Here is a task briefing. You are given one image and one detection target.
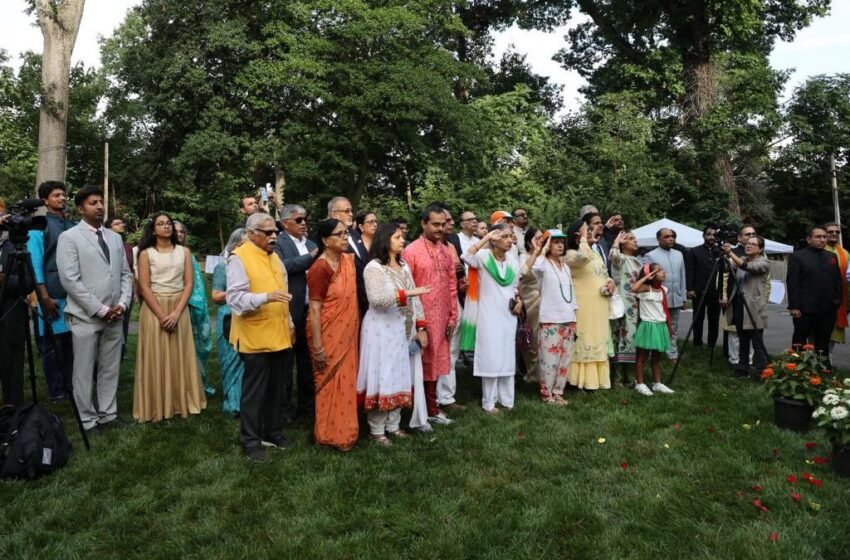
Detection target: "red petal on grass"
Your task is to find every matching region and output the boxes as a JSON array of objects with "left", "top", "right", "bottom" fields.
[
  {"left": 801, "top": 472, "right": 813, "bottom": 481},
  {"left": 809, "top": 478, "right": 823, "bottom": 488},
  {"left": 790, "top": 492, "right": 802, "bottom": 502},
  {"left": 620, "top": 399, "right": 630, "bottom": 405},
  {"left": 752, "top": 484, "right": 763, "bottom": 492},
  {"left": 707, "top": 426, "right": 715, "bottom": 433},
  {"left": 769, "top": 532, "right": 779, "bottom": 542},
  {"left": 814, "top": 456, "right": 830, "bottom": 465},
  {"left": 516, "top": 432, "right": 526, "bottom": 439},
  {"left": 672, "top": 423, "right": 681, "bottom": 431},
  {"left": 752, "top": 499, "right": 769, "bottom": 512},
  {"left": 804, "top": 442, "right": 818, "bottom": 450},
  {"left": 620, "top": 462, "right": 629, "bottom": 470},
  {"left": 786, "top": 474, "right": 797, "bottom": 484},
  {"left": 772, "top": 448, "right": 781, "bottom": 456}
]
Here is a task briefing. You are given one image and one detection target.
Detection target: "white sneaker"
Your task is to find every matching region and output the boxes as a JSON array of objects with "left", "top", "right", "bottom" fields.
[
  {"left": 652, "top": 382, "right": 675, "bottom": 394},
  {"left": 635, "top": 383, "right": 654, "bottom": 396},
  {"left": 428, "top": 413, "right": 454, "bottom": 425}
]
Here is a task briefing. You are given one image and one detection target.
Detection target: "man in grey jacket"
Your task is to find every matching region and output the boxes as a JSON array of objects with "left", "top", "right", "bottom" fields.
[
  {"left": 645, "top": 228, "right": 687, "bottom": 361},
  {"left": 57, "top": 186, "right": 133, "bottom": 434}
]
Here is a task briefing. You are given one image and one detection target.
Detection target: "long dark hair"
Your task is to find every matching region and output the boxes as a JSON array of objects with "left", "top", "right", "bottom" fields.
[
  {"left": 369, "top": 223, "right": 403, "bottom": 266},
  {"left": 524, "top": 227, "right": 539, "bottom": 253},
  {"left": 315, "top": 218, "right": 343, "bottom": 258},
  {"left": 138, "top": 212, "right": 178, "bottom": 251}
]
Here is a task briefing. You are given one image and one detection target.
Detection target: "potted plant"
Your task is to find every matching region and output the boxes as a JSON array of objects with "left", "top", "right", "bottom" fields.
[
  {"left": 760, "top": 344, "right": 831, "bottom": 432},
  {"left": 813, "top": 379, "right": 850, "bottom": 477}
]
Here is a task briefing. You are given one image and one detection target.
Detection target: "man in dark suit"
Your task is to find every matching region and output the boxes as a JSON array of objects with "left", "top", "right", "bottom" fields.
[
  {"left": 274, "top": 204, "right": 318, "bottom": 423},
  {"left": 686, "top": 225, "right": 721, "bottom": 348},
  {"left": 787, "top": 225, "right": 843, "bottom": 364}
]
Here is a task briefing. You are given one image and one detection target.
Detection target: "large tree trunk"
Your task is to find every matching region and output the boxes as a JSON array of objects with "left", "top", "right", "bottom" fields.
[
  {"left": 347, "top": 148, "right": 370, "bottom": 210},
  {"left": 34, "top": 0, "right": 86, "bottom": 189}
]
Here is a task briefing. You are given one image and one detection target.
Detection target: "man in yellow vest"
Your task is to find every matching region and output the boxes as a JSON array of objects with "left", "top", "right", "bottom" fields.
[
  {"left": 825, "top": 222, "right": 850, "bottom": 348},
  {"left": 226, "top": 213, "right": 295, "bottom": 462}
]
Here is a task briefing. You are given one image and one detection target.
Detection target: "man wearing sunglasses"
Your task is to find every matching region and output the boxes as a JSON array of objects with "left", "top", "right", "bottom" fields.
[
  {"left": 274, "top": 204, "right": 318, "bottom": 424},
  {"left": 512, "top": 207, "right": 530, "bottom": 256},
  {"left": 824, "top": 222, "right": 850, "bottom": 349}
]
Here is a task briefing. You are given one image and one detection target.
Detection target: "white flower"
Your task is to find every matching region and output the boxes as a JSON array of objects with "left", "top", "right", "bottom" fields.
[
  {"left": 830, "top": 406, "right": 849, "bottom": 420},
  {"left": 826, "top": 389, "right": 838, "bottom": 396},
  {"left": 813, "top": 407, "right": 827, "bottom": 418},
  {"left": 844, "top": 378, "right": 850, "bottom": 387},
  {"left": 824, "top": 394, "right": 841, "bottom": 406}
]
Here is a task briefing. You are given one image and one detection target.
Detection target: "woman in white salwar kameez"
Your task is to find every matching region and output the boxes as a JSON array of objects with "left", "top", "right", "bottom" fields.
[
  {"left": 356, "top": 224, "right": 430, "bottom": 445},
  {"left": 462, "top": 224, "right": 522, "bottom": 415}
]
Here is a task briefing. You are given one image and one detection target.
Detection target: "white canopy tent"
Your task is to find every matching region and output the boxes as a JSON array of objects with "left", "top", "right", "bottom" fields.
[{"left": 631, "top": 218, "right": 794, "bottom": 254}]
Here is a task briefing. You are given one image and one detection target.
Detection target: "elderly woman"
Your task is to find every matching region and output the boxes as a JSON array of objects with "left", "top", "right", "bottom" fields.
[
  {"left": 356, "top": 224, "right": 430, "bottom": 445},
  {"left": 566, "top": 219, "right": 615, "bottom": 390},
  {"left": 212, "top": 228, "right": 247, "bottom": 416},
  {"left": 307, "top": 219, "right": 360, "bottom": 451},
  {"left": 609, "top": 230, "right": 642, "bottom": 384},
  {"left": 530, "top": 229, "right": 577, "bottom": 405},
  {"left": 722, "top": 235, "right": 771, "bottom": 377},
  {"left": 174, "top": 220, "right": 213, "bottom": 396},
  {"left": 519, "top": 228, "right": 543, "bottom": 383},
  {"left": 134, "top": 212, "right": 206, "bottom": 422},
  {"left": 463, "top": 224, "right": 522, "bottom": 414}
]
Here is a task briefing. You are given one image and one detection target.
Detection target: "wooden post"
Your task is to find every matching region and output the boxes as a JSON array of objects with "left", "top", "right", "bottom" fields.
[
  {"left": 831, "top": 153, "right": 842, "bottom": 247},
  {"left": 103, "top": 141, "right": 109, "bottom": 217}
]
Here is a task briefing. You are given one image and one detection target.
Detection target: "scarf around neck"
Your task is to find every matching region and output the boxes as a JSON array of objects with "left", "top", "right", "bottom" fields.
[{"left": 483, "top": 252, "right": 516, "bottom": 287}]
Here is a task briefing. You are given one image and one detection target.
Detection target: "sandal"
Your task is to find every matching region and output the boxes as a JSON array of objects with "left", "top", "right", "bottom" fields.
[
  {"left": 387, "top": 429, "right": 409, "bottom": 439},
  {"left": 552, "top": 395, "right": 570, "bottom": 406},
  {"left": 368, "top": 434, "right": 392, "bottom": 447}
]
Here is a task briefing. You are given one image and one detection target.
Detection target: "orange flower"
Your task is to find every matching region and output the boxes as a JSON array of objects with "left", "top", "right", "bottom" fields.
[
  {"left": 784, "top": 363, "right": 797, "bottom": 371},
  {"left": 809, "top": 376, "right": 822, "bottom": 386},
  {"left": 760, "top": 369, "right": 774, "bottom": 380},
  {"left": 802, "top": 343, "right": 815, "bottom": 351}
]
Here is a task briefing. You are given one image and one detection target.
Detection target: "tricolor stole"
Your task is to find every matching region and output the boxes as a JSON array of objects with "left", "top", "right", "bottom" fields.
[{"left": 459, "top": 267, "right": 479, "bottom": 352}]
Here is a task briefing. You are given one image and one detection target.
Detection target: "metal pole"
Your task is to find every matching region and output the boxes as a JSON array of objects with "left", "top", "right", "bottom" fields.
[
  {"left": 832, "top": 153, "right": 842, "bottom": 247},
  {"left": 104, "top": 142, "right": 110, "bottom": 218}
]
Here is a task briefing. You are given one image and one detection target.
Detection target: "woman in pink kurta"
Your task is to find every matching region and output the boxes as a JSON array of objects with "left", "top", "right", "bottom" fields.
[{"left": 402, "top": 206, "right": 458, "bottom": 423}]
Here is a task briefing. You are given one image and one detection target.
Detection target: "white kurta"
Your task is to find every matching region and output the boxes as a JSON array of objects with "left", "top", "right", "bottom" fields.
[{"left": 463, "top": 249, "right": 520, "bottom": 378}]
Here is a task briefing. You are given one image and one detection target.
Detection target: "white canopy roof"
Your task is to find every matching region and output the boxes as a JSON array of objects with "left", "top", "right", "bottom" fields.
[{"left": 631, "top": 218, "right": 794, "bottom": 254}]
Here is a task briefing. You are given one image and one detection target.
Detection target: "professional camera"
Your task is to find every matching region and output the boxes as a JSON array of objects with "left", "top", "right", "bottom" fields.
[
  {"left": 0, "top": 198, "right": 47, "bottom": 240},
  {"left": 714, "top": 223, "right": 739, "bottom": 245}
]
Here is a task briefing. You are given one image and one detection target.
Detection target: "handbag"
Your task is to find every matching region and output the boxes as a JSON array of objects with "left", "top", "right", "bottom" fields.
[
  {"left": 609, "top": 292, "right": 626, "bottom": 320},
  {"left": 516, "top": 309, "right": 533, "bottom": 353}
]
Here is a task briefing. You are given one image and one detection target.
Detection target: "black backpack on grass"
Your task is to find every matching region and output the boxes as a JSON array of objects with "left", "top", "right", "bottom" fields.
[{"left": 0, "top": 403, "right": 72, "bottom": 479}]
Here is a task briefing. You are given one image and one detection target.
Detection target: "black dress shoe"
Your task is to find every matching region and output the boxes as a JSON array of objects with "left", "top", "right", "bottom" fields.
[
  {"left": 50, "top": 394, "right": 69, "bottom": 403},
  {"left": 85, "top": 425, "right": 103, "bottom": 436},
  {"left": 101, "top": 415, "right": 131, "bottom": 429},
  {"left": 245, "top": 447, "right": 268, "bottom": 462}
]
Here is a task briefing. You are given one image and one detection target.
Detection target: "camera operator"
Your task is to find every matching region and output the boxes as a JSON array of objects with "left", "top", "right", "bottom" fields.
[
  {"left": 721, "top": 235, "right": 770, "bottom": 377},
  {"left": 686, "top": 225, "right": 721, "bottom": 349},
  {"left": 719, "top": 225, "right": 756, "bottom": 366},
  {"left": 0, "top": 210, "right": 36, "bottom": 405},
  {"left": 26, "top": 181, "right": 77, "bottom": 401}
]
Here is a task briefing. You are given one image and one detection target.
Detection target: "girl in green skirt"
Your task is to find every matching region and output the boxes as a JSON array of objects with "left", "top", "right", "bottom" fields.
[{"left": 631, "top": 263, "right": 676, "bottom": 396}]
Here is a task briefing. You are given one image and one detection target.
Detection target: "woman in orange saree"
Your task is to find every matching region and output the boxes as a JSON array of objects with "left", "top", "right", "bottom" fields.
[{"left": 307, "top": 219, "right": 361, "bottom": 451}]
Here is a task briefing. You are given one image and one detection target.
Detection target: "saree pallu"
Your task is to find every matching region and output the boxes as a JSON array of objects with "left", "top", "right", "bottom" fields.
[
  {"left": 308, "top": 255, "right": 360, "bottom": 451},
  {"left": 188, "top": 255, "right": 214, "bottom": 395},
  {"left": 134, "top": 292, "right": 207, "bottom": 422}
]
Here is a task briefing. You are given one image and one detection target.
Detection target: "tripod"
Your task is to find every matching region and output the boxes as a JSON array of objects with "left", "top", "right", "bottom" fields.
[
  {"left": 0, "top": 232, "right": 90, "bottom": 450},
  {"left": 666, "top": 247, "right": 760, "bottom": 386}
]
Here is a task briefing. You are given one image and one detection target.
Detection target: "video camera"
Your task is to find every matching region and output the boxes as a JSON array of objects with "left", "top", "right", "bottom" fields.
[{"left": 0, "top": 198, "right": 47, "bottom": 241}]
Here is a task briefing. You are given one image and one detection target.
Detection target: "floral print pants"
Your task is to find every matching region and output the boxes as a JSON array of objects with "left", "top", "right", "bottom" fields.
[{"left": 537, "top": 323, "right": 576, "bottom": 399}]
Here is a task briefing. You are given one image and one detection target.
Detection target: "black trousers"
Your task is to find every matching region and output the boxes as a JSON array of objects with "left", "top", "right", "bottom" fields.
[
  {"left": 281, "top": 312, "right": 314, "bottom": 421},
  {"left": 239, "top": 349, "right": 289, "bottom": 449},
  {"left": 36, "top": 331, "right": 73, "bottom": 399},
  {"left": 792, "top": 312, "right": 835, "bottom": 365},
  {"left": 0, "top": 337, "right": 24, "bottom": 406},
  {"left": 736, "top": 328, "right": 768, "bottom": 371},
  {"left": 693, "top": 291, "right": 720, "bottom": 347}
]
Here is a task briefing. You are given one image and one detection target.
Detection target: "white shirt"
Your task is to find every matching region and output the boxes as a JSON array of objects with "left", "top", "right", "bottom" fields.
[
  {"left": 288, "top": 233, "right": 310, "bottom": 303},
  {"left": 458, "top": 231, "right": 477, "bottom": 256},
  {"left": 532, "top": 256, "right": 578, "bottom": 324},
  {"left": 637, "top": 288, "right": 667, "bottom": 322}
]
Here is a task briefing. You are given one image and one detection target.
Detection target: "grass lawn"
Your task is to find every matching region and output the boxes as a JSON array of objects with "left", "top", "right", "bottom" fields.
[{"left": 2, "top": 341, "right": 850, "bottom": 559}]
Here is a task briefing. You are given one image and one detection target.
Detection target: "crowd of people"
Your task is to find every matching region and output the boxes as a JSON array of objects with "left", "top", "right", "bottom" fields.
[{"left": 0, "top": 184, "right": 847, "bottom": 462}]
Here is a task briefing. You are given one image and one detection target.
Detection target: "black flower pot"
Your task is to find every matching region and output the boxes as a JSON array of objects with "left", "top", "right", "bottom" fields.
[
  {"left": 832, "top": 441, "right": 850, "bottom": 478},
  {"left": 773, "top": 396, "right": 813, "bottom": 432}
]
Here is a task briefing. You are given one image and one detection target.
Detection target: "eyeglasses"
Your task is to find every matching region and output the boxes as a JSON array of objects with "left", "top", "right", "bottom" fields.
[
  {"left": 330, "top": 230, "right": 348, "bottom": 239},
  {"left": 154, "top": 221, "right": 172, "bottom": 227},
  {"left": 745, "top": 242, "right": 761, "bottom": 248},
  {"left": 254, "top": 228, "right": 277, "bottom": 237},
  {"left": 364, "top": 219, "right": 378, "bottom": 225},
  {"left": 461, "top": 217, "right": 477, "bottom": 222},
  {"left": 513, "top": 212, "right": 527, "bottom": 218},
  {"left": 334, "top": 208, "right": 353, "bottom": 215},
  {"left": 285, "top": 216, "right": 307, "bottom": 224}
]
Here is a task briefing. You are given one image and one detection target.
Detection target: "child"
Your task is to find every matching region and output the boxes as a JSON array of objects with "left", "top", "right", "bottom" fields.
[{"left": 630, "top": 263, "right": 676, "bottom": 396}]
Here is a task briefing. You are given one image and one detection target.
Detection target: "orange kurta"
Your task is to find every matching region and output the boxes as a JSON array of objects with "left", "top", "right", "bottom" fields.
[{"left": 307, "top": 254, "right": 360, "bottom": 451}]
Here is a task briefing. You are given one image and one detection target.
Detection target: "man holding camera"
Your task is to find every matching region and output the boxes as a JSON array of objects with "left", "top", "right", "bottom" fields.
[
  {"left": 26, "top": 181, "right": 76, "bottom": 402},
  {"left": 686, "top": 225, "right": 721, "bottom": 349}
]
